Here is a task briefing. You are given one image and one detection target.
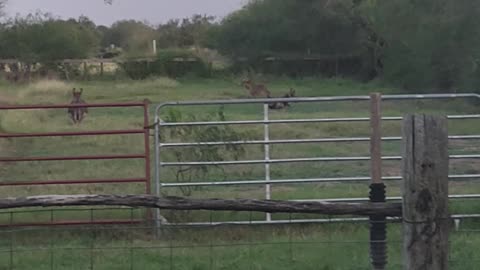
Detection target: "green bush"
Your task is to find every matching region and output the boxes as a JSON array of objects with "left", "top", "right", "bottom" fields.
[{"left": 119, "top": 49, "right": 211, "bottom": 80}]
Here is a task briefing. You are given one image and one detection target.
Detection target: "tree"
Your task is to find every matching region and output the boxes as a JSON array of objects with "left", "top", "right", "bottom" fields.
[
  {"left": 210, "top": 0, "right": 365, "bottom": 58},
  {"left": 0, "top": 13, "right": 100, "bottom": 62},
  {"left": 102, "top": 20, "right": 156, "bottom": 55},
  {"left": 0, "top": 0, "right": 5, "bottom": 16},
  {"left": 155, "top": 15, "right": 215, "bottom": 49},
  {"left": 365, "top": 0, "right": 480, "bottom": 91}
]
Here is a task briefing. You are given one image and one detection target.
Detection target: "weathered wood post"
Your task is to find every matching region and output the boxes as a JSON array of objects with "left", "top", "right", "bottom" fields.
[
  {"left": 100, "top": 61, "right": 104, "bottom": 77},
  {"left": 369, "top": 93, "right": 387, "bottom": 270},
  {"left": 402, "top": 114, "right": 449, "bottom": 270},
  {"left": 83, "top": 61, "right": 88, "bottom": 80}
]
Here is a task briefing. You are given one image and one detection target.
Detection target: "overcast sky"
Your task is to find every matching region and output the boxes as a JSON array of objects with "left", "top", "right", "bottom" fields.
[{"left": 5, "top": 0, "right": 247, "bottom": 26}]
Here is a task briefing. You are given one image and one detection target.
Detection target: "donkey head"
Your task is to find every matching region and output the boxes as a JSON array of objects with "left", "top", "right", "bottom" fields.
[
  {"left": 72, "top": 88, "right": 84, "bottom": 101},
  {"left": 241, "top": 79, "right": 252, "bottom": 88},
  {"left": 287, "top": 88, "right": 296, "bottom": 98}
]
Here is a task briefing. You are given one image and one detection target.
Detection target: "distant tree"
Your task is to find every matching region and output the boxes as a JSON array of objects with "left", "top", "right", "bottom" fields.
[
  {"left": 0, "top": 0, "right": 7, "bottom": 21},
  {"left": 0, "top": 13, "right": 100, "bottom": 62},
  {"left": 363, "top": 0, "right": 480, "bottom": 91},
  {"left": 103, "top": 20, "right": 156, "bottom": 55},
  {"left": 156, "top": 14, "right": 215, "bottom": 49},
  {"left": 210, "top": 0, "right": 364, "bottom": 58}
]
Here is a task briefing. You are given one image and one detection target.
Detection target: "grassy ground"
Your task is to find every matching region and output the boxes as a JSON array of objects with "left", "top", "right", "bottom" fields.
[{"left": 0, "top": 76, "right": 479, "bottom": 269}]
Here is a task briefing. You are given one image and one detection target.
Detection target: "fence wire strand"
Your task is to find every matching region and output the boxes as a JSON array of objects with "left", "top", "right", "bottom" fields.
[{"left": 0, "top": 208, "right": 478, "bottom": 269}]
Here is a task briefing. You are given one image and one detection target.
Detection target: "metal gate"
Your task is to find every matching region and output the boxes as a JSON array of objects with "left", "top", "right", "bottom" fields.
[
  {"left": 154, "top": 93, "right": 480, "bottom": 227},
  {"left": 0, "top": 101, "right": 151, "bottom": 226}
]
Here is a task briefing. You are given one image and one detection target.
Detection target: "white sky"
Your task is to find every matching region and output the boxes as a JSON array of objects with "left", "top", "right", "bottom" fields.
[{"left": 5, "top": 0, "right": 248, "bottom": 26}]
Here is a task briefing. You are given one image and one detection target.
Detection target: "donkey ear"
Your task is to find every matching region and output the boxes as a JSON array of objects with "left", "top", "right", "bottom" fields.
[
  {"left": 72, "top": 88, "right": 76, "bottom": 94},
  {"left": 80, "top": 88, "right": 83, "bottom": 94}
]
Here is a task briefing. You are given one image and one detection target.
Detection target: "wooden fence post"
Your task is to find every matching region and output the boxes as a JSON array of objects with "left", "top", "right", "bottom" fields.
[
  {"left": 369, "top": 93, "right": 387, "bottom": 270},
  {"left": 402, "top": 114, "right": 449, "bottom": 270}
]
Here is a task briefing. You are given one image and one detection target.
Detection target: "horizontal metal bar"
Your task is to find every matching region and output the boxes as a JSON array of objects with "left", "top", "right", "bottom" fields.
[
  {"left": 0, "top": 102, "right": 146, "bottom": 110},
  {"left": 158, "top": 114, "right": 480, "bottom": 127},
  {"left": 164, "top": 214, "right": 480, "bottom": 226},
  {"left": 0, "top": 129, "right": 145, "bottom": 138},
  {"left": 449, "top": 114, "right": 480, "bottom": 119},
  {"left": 0, "top": 219, "right": 142, "bottom": 228},
  {"left": 295, "top": 194, "right": 480, "bottom": 203},
  {"left": 159, "top": 156, "right": 397, "bottom": 166},
  {"left": 155, "top": 93, "right": 480, "bottom": 114},
  {"left": 449, "top": 135, "right": 480, "bottom": 140},
  {"left": 160, "top": 154, "right": 480, "bottom": 167},
  {"left": 160, "top": 137, "right": 397, "bottom": 147},
  {"left": 160, "top": 176, "right": 403, "bottom": 187},
  {"left": 159, "top": 117, "right": 385, "bottom": 127},
  {"left": 0, "top": 178, "right": 147, "bottom": 187},
  {"left": 382, "top": 93, "right": 480, "bottom": 100},
  {"left": 166, "top": 218, "right": 391, "bottom": 226},
  {"left": 450, "top": 174, "right": 480, "bottom": 180},
  {"left": 160, "top": 174, "right": 480, "bottom": 187},
  {"left": 159, "top": 135, "right": 480, "bottom": 147},
  {"left": 450, "top": 154, "right": 480, "bottom": 159},
  {"left": 0, "top": 154, "right": 146, "bottom": 162}
]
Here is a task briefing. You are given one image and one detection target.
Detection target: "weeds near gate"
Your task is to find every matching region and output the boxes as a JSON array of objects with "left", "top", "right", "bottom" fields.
[{"left": 160, "top": 106, "right": 256, "bottom": 196}]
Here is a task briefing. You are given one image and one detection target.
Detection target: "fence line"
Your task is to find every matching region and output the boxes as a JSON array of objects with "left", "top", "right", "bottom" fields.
[
  {"left": 154, "top": 93, "right": 480, "bottom": 228},
  {"left": 0, "top": 195, "right": 402, "bottom": 217},
  {"left": 0, "top": 114, "right": 460, "bottom": 269}
]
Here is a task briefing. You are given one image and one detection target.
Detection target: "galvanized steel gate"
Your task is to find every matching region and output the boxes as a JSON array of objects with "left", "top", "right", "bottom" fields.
[{"left": 154, "top": 93, "right": 480, "bottom": 227}]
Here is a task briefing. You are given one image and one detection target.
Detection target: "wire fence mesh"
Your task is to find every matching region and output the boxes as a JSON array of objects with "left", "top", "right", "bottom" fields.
[{"left": 0, "top": 207, "right": 479, "bottom": 270}]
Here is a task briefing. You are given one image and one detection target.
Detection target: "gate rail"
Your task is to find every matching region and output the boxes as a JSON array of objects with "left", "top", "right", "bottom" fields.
[
  {"left": 0, "top": 101, "right": 151, "bottom": 225},
  {"left": 154, "top": 93, "right": 480, "bottom": 226}
]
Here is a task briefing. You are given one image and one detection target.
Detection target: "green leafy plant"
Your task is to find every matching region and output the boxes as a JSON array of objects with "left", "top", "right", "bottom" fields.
[{"left": 160, "top": 107, "right": 256, "bottom": 196}]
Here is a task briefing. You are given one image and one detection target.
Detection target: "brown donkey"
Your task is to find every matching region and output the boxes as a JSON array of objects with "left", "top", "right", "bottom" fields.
[
  {"left": 242, "top": 79, "right": 271, "bottom": 98},
  {"left": 68, "top": 88, "right": 88, "bottom": 124}
]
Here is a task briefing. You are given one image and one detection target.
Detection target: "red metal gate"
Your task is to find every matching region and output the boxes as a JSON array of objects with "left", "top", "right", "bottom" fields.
[{"left": 0, "top": 101, "right": 151, "bottom": 226}]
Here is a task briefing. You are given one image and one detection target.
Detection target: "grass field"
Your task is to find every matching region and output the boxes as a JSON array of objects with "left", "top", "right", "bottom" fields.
[{"left": 0, "top": 76, "right": 480, "bottom": 269}]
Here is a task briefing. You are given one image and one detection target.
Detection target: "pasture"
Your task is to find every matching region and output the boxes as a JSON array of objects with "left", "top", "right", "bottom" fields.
[{"left": 0, "top": 76, "right": 480, "bottom": 269}]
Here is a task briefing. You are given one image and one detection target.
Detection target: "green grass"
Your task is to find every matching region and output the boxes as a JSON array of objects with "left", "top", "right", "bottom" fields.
[
  {"left": 0, "top": 76, "right": 480, "bottom": 269},
  {"left": 1, "top": 222, "right": 480, "bottom": 269}
]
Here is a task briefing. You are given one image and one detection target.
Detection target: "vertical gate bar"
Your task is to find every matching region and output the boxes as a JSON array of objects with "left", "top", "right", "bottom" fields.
[
  {"left": 370, "top": 93, "right": 383, "bottom": 185},
  {"left": 50, "top": 210, "right": 54, "bottom": 270},
  {"left": 90, "top": 209, "right": 95, "bottom": 270},
  {"left": 264, "top": 104, "right": 272, "bottom": 221},
  {"left": 9, "top": 212, "right": 13, "bottom": 270},
  {"left": 143, "top": 100, "right": 152, "bottom": 222},
  {"left": 369, "top": 93, "right": 387, "bottom": 270},
  {"left": 154, "top": 113, "right": 162, "bottom": 238},
  {"left": 130, "top": 208, "right": 134, "bottom": 270}
]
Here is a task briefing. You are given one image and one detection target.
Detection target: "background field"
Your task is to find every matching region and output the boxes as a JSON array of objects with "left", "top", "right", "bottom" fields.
[{"left": 0, "top": 76, "right": 480, "bottom": 269}]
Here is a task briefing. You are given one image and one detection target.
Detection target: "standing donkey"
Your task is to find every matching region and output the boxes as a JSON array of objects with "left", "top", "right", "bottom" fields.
[
  {"left": 68, "top": 88, "right": 88, "bottom": 124},
  {"left": 242, "top": 79, "right": 272, "bottom": 98}
]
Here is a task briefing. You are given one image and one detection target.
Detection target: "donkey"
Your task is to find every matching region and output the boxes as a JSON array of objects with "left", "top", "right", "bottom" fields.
[
  {"left": 241, "top": 79, "right": 271, "bottom": 98},
  {"left": 268, "top": 88, "right": 296, "bottom": 110},
  {"left": 68, "top": 88, "right": 88, "bottom": 124}
]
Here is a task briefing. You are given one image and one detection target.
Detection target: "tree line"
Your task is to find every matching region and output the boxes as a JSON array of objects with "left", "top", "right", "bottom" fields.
[{"left": 0, "top": 0, "right": 480, "bottom": 92}]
